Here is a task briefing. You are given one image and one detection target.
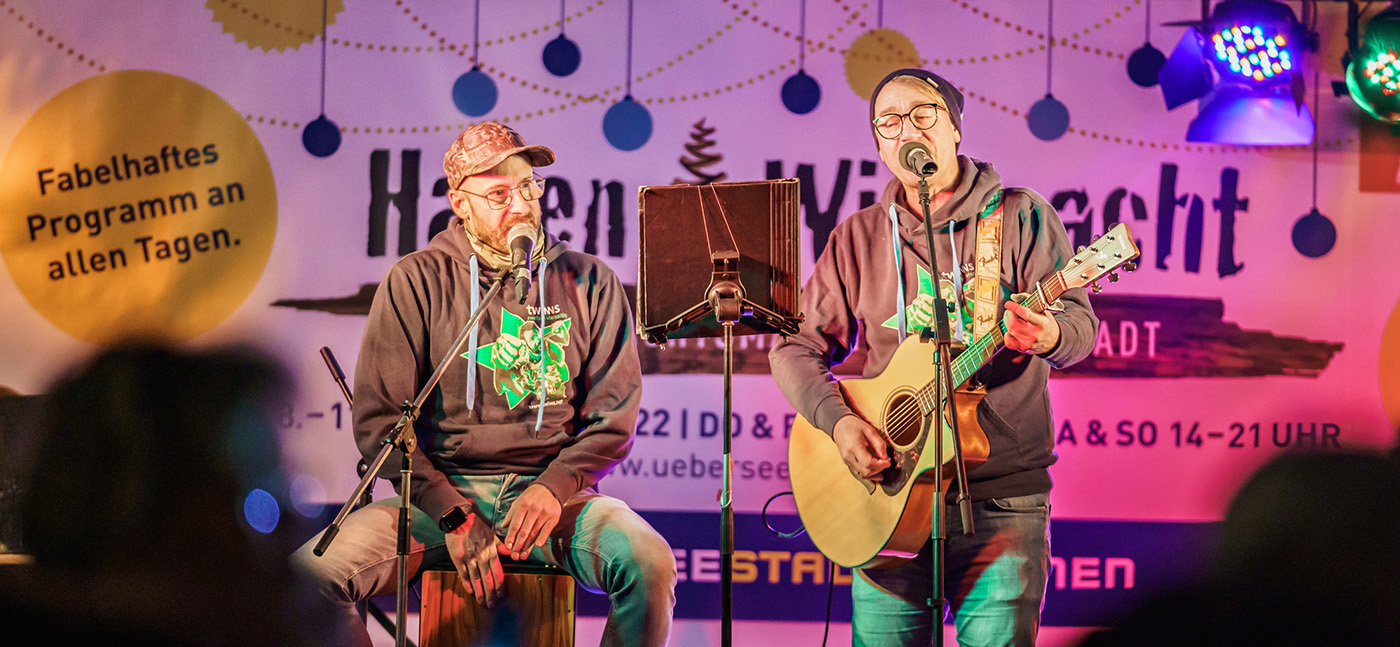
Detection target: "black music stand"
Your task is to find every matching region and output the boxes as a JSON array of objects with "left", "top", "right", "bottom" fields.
[{"left": 636, "top": 179, "right": 803, "bottom": 647}]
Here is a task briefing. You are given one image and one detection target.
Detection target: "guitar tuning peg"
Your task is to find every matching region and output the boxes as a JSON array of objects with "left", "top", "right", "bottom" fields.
[
  {"left": 1076, "top": 246, "right": 1086, "bottom": 253},
  {"left": 1108, "top": 272, "right": 1119, "bottom": 283},
  {"left": 1123, "top": 262, "right": 1137, "bottom": 272},
  {"left": 1090, "top": 282, "right": 1103, "bottom": 294}
]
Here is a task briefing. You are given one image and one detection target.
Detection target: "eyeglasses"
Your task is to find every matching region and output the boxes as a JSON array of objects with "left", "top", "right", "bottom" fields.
[
  {"left": 872, "top": 103, "right": 945, "bottom": 140},
  {"left": 456, "top": 174, "right": 546, "bottom": 210}
]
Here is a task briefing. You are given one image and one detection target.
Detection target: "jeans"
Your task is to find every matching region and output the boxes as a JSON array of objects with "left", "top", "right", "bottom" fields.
[
  {"left": 291, "top": 474, "right": 676, "bottom": 647},
  {"left": 852, "top": 493, "right": 1051, "bottom": 647}
]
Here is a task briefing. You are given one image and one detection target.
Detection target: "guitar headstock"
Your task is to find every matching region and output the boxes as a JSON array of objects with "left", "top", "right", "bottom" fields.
[{"left": 1062, "top": 223, "right": 1141, "bottom": 294}]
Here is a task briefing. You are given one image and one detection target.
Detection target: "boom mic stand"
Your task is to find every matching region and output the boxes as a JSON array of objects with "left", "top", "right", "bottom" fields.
[
  {"left": 914, "top": 172, "right": 975, "bottom": 647},
  {"left": 314, "top": 274, "right": 507, "bottom": 647},
  {"left": 317, "top": 346, "right": 402, "bottom": 639}
]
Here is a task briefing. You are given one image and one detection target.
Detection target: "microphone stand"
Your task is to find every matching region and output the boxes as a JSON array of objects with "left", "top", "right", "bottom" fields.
[
  {"left": 914, "top": 172, "right": 974, "bottom": 647},
  {"left": 315, "top": 274, "right": 508, "bottom": 647},
  {"left": 318, "top": 347, "right": 403, "bottom": 639}
]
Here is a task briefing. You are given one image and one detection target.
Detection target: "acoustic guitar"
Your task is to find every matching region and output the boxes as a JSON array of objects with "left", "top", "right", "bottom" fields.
[{"left": 788, "top": 223, "right": 1140, "bottom": 569}]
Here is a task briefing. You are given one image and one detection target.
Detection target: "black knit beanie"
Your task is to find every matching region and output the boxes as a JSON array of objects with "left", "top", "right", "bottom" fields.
[{"left": 869, "top": 68, "right": 965, "bottom": 145}]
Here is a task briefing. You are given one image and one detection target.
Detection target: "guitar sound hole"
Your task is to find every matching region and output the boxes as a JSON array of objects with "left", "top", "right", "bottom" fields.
[{"left": 884, "top": 392, "right": 922, "bottom": 447}]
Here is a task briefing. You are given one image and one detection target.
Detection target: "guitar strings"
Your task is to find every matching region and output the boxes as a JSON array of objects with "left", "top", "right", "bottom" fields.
[
  {"left": 876, "top": 290, "right": 1047, "bottom": 445},
  {"left": 879, "top": 264, "right": 1107, "bottom": 445}
]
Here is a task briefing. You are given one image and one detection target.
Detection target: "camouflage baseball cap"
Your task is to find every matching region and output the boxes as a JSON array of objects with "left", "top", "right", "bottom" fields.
[{"left": 443, "top": 122, "right": 555, "bottom": 190}]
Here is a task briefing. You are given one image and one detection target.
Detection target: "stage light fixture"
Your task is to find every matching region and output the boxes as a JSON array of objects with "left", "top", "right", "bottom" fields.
[
  {"left": 1344, "top": 5, "right": 1400, "bottom": 124},
  {"left": 1157, "top": 0, "right": 1313, "bottom": 145}
]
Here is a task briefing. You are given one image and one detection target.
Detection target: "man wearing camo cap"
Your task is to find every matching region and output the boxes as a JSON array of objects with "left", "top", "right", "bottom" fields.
[{"left": 294, "top": 122, "right": 676, "bottom": 647}]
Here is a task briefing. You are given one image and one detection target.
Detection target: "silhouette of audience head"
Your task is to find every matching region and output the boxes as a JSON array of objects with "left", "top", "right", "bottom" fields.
[
  {"left": 1078, "top": 448, "right": 1400, "bottom": 647},
  {"left": 1216, "top": 449, "right": 1400, "bottom": 595},
  {"left": 1, "top": 344, "right": 333, "bottom": 646}
]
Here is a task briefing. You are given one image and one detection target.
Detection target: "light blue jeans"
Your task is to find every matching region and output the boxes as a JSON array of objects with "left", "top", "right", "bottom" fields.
[
  {"left": 852, "top": 493, "right": 1051, "bottom": 647},
  {"left": 291, "top": 474, "right": 676, "bottom": 647}
]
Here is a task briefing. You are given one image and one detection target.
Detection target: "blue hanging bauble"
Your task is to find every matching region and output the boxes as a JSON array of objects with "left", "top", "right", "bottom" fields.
[
  {"left": 603, "top": 96, "right": 652, "bottom": 151},
  {"left": 1292, "top": 207, "right": 1336, "bottom": 258},
  {"left": 302, "top": 114, "right": 341, "bottom": 158},
  {"left": 1127, "top": 43, "right": 1167, "bottom": 88},
  {"left": 452, "top": 66, "right": 498, "bottom": 117},
  {"left": 1028, "top": 94, "right": 1070, "bottom": 141},
  {"left": 543, "top": 34, "right": 582, "bottom": 77},
  {"left": 782, "top": 70, "right": 821, "bottom": 114}
]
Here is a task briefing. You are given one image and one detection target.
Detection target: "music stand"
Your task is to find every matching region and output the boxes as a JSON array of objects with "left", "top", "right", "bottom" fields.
[{"left": 637, "top": 178, "right": 803, "bottom": 647}]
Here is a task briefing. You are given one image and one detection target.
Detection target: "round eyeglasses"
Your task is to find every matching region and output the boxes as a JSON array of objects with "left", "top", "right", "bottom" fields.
[
  {"left": 456, "top": 174, "right": 545, "bottom": 210},
  {"left": 872, "top": 103, "right": 945, "bottom": 140}
]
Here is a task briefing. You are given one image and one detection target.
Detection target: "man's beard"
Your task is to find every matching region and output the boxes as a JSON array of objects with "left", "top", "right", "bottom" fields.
[{"left": 466, "top": 214, "right": 538, "bottom": 254}]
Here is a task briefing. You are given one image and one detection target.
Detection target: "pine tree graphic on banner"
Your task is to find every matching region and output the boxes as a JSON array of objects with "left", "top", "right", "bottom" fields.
[{"left": 674, "top": 118, "right": 728, "bottom": 185}]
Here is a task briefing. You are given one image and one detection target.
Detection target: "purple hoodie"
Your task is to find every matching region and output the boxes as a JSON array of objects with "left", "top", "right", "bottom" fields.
[
  {"left": 769, "top": 157, "right": 1098, "bottom": 500},
  {"left": 353, "top": 218, "right": 642, "bottom": 520}
]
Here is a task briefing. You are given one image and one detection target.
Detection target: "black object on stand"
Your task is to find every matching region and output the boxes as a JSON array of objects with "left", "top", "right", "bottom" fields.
[
  {"left": 314, "top": 275, "right": 508, "bottom": 647},
  {"left": 910, "top": 160, "right": 976, "bottom": 647},
  {"left": 636, "top": 179, "right": 803, "bottom": 647},
  {"left": 317, "top": 346, "right": 402, "bottom": 639}
]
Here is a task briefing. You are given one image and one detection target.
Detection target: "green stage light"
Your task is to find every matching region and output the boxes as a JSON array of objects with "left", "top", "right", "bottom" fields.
[{"left": 1346, "top": 7, "right": 1400, "bottom": 124}]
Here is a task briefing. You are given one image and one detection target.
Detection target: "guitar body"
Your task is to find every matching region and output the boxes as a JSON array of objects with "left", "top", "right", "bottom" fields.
[
  {"left": 786, "top": 223, "right": 1140, "bottom": 570},
  {"left": 788, "top": 336, "right": 990, "bottom": 570}
]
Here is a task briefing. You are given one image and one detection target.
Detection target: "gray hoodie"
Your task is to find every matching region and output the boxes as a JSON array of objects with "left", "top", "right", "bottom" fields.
[
  {"left": 769, "top": 156, "right": 1097, "bottom": 500},
  {"left": 353, "top": 218, "right": 642, "bottom": 520}
]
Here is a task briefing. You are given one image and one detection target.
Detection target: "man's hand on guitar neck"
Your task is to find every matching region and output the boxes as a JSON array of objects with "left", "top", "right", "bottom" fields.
[
  {"left": 1003, "top": 297, "right": 1061, "bottom": 356},
  {"left": 834, "top": 414, "right": 894, "bottom": 482}
]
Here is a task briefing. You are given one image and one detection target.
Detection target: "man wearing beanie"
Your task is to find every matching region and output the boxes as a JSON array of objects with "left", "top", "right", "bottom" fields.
[
  {"left": 770, "top": 69, "right": 1098, "bottom": 645},
  {"left": 293, "top": 123, "right": 676, "bottom": 647}
]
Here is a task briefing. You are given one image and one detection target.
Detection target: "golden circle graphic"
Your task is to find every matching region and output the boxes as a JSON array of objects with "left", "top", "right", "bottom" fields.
[
  {"left": 0, "top": 70, "right": 277, "bottom": 345},
  {"left": 1379, "top": 298, "right": 1400, "bottom": 435},
  {"left": 206, "top": 0, "right": 345, "bottom": 53},
  {"left": 844, "top": 28, "right": 924, "bottom": 102}
]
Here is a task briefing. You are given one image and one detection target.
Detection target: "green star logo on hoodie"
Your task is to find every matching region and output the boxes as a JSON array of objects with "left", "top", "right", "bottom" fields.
[
  {"left": 881, "top": 266, "right": 974, "bottom": 339},
  {"left": 469, "top": 309, "right": 572, "bottom": 409}
]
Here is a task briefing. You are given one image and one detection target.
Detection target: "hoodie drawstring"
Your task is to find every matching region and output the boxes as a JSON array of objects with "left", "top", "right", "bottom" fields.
[
  {"left": 890, "top": 205, "right": 966, "bottom": 344},
  {"left": 466, "top": 255, "right": 481, "bottom": 410},
  {"left": 888, "top": 205, "right": 909, "bottom": 341},
  {"left": 534, "top": 255, "right": 548, "bottom": 431},
  {"left": 947, "top": 222, "right": 966, "bottom": 344}
]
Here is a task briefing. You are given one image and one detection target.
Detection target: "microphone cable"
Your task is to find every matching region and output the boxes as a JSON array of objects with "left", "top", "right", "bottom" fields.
[{"left": 760, "top": 491, "right": 836, "bottom": 647}]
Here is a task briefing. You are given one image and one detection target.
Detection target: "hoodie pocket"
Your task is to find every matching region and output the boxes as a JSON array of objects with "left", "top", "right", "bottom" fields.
[
  {"left": 976, "top": 397, "right": 1022, "bottom": 476},
  {"left": 446, "top": 422, "right": 533, "bottom": 462}
]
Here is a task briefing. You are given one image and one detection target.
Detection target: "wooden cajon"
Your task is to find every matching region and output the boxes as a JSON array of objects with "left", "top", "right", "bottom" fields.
[{"left": 419, "top": 562, "right": 575, "bottom": 647}]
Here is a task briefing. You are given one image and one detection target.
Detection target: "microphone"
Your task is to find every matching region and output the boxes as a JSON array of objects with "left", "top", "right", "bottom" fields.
[
  {"left": 898, "top": 141, "right": 937, "bottom": 176},
  {"left": 508, "top": 222, "right": 535, "bottom": 304}
]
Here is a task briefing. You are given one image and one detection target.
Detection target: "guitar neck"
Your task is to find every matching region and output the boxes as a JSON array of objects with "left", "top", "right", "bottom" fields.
[{"left": 915, "top": 271, "right": 1069, "bottom": 406}]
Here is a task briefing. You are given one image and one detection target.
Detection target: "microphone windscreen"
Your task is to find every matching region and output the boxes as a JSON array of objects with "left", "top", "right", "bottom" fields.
[
  {"left": 898, "top": 141, "right": 922, "bottom": 172},
  {"left": 897, "top": 141, "right": 936, "bottom": 175},
  {"left": 507, "top": 223, "right": 535, "bottom": 247}
]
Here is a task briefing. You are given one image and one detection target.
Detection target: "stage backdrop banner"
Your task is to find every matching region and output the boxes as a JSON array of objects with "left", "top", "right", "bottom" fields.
[{"left": 3, "top": 1, "right": 1398, "bottom": 642}]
